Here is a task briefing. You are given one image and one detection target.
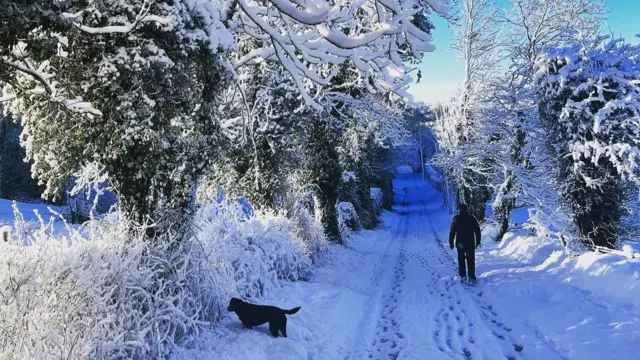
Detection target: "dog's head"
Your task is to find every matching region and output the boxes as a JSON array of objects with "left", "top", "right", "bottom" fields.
[{"left": 227, "top": 297, "right": 245, "bottom": 312}]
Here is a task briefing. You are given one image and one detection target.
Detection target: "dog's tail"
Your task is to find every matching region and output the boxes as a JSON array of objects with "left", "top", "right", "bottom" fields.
[{"left": 284, "top": 306, "right": 301, "bottom": 315}]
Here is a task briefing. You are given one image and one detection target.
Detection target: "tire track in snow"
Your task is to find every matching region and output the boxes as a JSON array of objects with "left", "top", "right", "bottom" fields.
[
  {"left": 367, "top": 198, "right": 410, "bottom": 360},
  {"left": 346, "top": 191, "right": 408, "bottom": 360}
]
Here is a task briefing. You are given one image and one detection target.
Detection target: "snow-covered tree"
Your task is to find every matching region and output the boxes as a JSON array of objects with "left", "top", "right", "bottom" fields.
[
  {"left": 432, "top": 0, "right": 502, "bottom": 221},
  {"left": 536, "top": 36, "right": 640, "bottom": 248},
  {"left": 300, "top": 115, "right": 343, "bottom": 242},
  {"left": 199, "top": 63, "right": 303, "bottom": 210},
  {"left": 1, "top": 0, "right": 234, "bottom": 230},
  {"left": 1, "top": 0, "right": 449, "bottom": 231},
  {"left": 502, "top": 0, "right": 605, "bottom": 65},
  {"left": 473, "top": 0, "right": 605, "bottom": 237}
]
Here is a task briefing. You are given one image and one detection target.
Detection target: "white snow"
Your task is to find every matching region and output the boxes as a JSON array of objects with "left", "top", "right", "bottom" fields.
[
  {"left": 3, "top": 174, "right": 640, "bottom": 359},
  {"left": 176, "top": 173, "right": 640, "bottom": 360},
  {"left": 0, "top": 199, "right": 66, "bottom": 226},
  {"left": 0, "top": 201, "right": 318, "bottom": 358}
]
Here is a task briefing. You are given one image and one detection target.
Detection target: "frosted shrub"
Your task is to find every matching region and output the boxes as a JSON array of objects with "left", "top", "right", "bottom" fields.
[
  {"left": 287, "top": 205, "right": 328, "bottom": 262},
  {"left": 0, "top": 221, "right": 208, "bottom": 359},
  {"left": 193, "top": 203, "right": 312, "bottom": 299},
  {"left": 0, "top": 201, "right": 315, "bottom": 359}
]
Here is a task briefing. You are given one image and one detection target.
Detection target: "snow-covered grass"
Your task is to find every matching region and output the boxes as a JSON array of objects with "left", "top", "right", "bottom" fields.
[
  {"left": 0, "top": 199, "right": 66, "bottom": 227},
  {"left": 0, "top": 201, "right": 323, "bottom": 359}
]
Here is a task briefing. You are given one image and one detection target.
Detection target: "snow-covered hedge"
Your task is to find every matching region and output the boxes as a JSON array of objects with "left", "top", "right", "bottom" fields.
[{"left": 0, "top": 201, "right": 317, "bottom": 359}]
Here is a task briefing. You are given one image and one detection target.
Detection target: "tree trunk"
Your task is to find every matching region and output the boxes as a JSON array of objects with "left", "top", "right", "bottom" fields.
[
  {"left": 0, "top": 115, "right": 5, "bottom": 199},
  {"left": 305, "top": 118, "right": 343, "bottom": 243},
  {"left": 314, "top": 191, "right": 342, "bottom": 243}
]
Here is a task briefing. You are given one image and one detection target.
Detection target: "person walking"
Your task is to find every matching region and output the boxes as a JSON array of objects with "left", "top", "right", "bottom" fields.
[{"left": 449, "top": 203, "right": 481, "bottom": 283}]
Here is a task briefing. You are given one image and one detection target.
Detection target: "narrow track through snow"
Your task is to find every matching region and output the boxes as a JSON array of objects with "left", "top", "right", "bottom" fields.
[{"left": 348, "top": 174, "right": 532, "bottom": 360}]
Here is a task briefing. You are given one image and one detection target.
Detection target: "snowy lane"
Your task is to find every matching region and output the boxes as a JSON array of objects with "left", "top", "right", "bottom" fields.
[
  {"left": 346, "top": 174, "right": 520, "bottom": 360},
  {"left": 177, "top": 174, "right": 565, "bottom": 360}
]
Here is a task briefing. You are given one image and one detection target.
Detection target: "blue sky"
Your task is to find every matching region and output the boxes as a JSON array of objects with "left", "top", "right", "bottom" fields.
[{"left": 408, "top": 0, "right": 640, "bottom": 105}]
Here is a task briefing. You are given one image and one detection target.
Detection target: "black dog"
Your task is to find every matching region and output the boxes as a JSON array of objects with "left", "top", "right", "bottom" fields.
[{"left": 227, "top": 297, "right": 301, "bottom": 337}]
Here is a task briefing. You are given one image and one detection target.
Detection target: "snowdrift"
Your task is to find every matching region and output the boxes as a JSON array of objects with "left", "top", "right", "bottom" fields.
[
  {"left": 489, "top": 231, "right": 640, "bottom": 309},
  {"left": 0, "top": 202, "right": 325, "bottom": 359}
]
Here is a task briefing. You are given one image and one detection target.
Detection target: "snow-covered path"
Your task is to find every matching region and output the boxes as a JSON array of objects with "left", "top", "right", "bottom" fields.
[
  {"left": 177, "top": 173, "right": 640, "bottom": 360},
  {"left": 335, "top": 174, "right": 526, "bottom": 360}
]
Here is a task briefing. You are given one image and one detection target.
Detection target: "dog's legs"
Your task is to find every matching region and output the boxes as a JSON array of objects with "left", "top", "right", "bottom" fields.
[
  {"left": 241, "top": 321, "right": 253, "bottom": 329},
  {"left": 281, "top": 317, "right": 288, "bottom": 338},
  {"left": 268, "top": 321, "right": 280, "bottom": 337}
]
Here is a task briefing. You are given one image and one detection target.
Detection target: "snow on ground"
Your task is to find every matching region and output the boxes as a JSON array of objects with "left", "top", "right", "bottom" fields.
[
  {"left": 0, "top": 199, "right": 65, "bottom": 225},
  {"left": 475, "top": 233, "right": 640, "bottom": 360},
  {"left": 4, "top": 174, "right": 640, "bottom": 359},
  {"left": 0, "top": 199, "right": 84, "bottom": 243},
  {"left": 175, "top": 173, "right": 550, "bottom": 360}
]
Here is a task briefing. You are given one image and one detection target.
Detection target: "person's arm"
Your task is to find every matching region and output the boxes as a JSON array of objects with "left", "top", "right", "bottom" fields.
[
  {"left": 449, "top": 217, "right": 457, "bottom": 249},
  {"left": 473, "top": 216, "right": 481, "bottom": 247}
]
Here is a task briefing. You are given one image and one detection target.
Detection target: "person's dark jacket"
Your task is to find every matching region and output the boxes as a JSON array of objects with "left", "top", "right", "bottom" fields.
[{"left": 449, "top": 210, "right": 481, "bottom": 250}]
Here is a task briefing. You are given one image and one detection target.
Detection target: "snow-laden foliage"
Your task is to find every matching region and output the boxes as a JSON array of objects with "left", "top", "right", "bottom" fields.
[
  {"left": 193, "top": 202, "right": 313, "bottom": 295},
  {"left": 228, "top": 0, "right": 449, "bottom": 109},
  {"left": 1, "top": 0, "right": 448, "bottom": 228},
  {"left": 1, "top": 0, "right": 234, "bottom": 226},
  {"left": 286, "top": 203, "right": 328, "bottom": 261},
  {"left": 535, "top": 36, "right": 640, "bottom": 248},
  {"left": 536, "top": 37, "right": 640, "bottom": 185},
  {"left": 337, "top": 201, "right": 360, "bottom": 233},
  {"left": 200, "top": 65, "right": 303, "bottom": 210},
  {"left": 0, "top": 201, "right": 315, "bottom": 359}
]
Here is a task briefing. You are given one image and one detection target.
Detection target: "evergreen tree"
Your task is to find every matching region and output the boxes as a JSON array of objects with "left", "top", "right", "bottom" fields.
[{"left": 1, "top": 0, "right": 234, "bottom": 230}]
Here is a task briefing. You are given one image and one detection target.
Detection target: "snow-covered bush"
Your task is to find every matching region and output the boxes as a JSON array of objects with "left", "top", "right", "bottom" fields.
[
  {"left": 0, "top": 221, "right": 202, "bottom": 359},
  {"left": 0, "top": 200, "right": 315, "bottom": 359},
  {"left": 370, "top": 188, "right": 383, "bottom": 215},
  {"left": 337, "top": 202, "right": 360, "bottom": 233},
  {"left": 287, "top": 204, "right": 328, "bottom": 262},
  {"left": 193, "top": 202, "right": 312, "bottom": 298}
]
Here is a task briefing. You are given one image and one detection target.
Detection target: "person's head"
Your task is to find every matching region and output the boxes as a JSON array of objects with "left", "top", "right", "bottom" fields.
[{"left": 457, "top": 203, "right": 469, "bottom": 214}]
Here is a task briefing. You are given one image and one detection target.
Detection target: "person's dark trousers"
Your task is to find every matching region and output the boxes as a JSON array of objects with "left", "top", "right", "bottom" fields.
[{"left": 457, "top": 248, "right": 476, "bottom": 280}]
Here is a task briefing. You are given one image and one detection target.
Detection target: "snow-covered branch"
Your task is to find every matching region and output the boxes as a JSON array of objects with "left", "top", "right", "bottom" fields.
[
  {"left": 536, "top": 37, "right": 640, "bottom": 185},
  {"left": 232, "top": 0, "right": 449, "bottom": 108},
  {"left": 2, "top": 58, "right": 103, "bottom": 117}
]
